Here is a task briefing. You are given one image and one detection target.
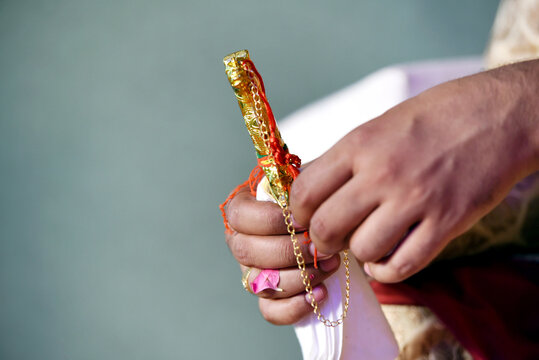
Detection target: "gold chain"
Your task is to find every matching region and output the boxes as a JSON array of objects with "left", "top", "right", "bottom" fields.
[
  {"left": 245, "top": 64, "right": 350, "bottom": 327},
  {"left": 282, "top": 205, "right": 350, "bottom": 327},
  {"left": 246, "top": 69, "right": 270, "bottom": 148}
]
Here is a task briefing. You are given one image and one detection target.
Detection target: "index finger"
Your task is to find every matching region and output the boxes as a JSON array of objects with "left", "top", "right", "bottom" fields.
[{"left": 290, "top": 141, "right": 353, "bottom": 227}]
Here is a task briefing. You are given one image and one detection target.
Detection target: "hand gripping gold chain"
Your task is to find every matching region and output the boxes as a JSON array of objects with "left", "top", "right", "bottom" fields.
[{"left": 240, "top": 55, "right": 351, "bottom": 327}]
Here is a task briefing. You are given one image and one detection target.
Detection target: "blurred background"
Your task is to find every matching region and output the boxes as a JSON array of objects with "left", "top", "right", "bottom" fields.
[{"left": 0, "top": 1, "right": 499, "bottom": 359}]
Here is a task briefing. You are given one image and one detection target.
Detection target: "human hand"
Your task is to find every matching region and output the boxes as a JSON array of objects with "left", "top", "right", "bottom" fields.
[
  {"left": 290, "top": 60, "right": 539, "bottom": 283},
  {"left": 224, "top": 185, "right": 341, "bottom": 325}
]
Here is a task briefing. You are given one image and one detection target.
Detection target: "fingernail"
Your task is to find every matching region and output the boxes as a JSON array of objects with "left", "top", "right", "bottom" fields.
[
  {"left": 319, "top": 256, "right": 339, "bottom": 272},
  {"left": 363, "top": 263, "right": 373, "bottom": 277},
  {"left": 305, "top": 286, "right": 325, "bottom": 304},
  {"left": 309, "top": 243, "right": 332, "bottom": 260},
  {"left": 290, "top": 214, "right": 307, "bottom": 231}
]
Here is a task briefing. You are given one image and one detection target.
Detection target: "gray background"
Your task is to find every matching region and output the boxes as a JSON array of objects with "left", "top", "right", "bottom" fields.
[{"left": 0, "top": 1, "right": 498, "bottom": 359}]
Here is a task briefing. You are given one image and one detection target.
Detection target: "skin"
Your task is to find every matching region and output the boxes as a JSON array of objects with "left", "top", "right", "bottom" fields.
[{"left": 224, "top": 59, "right": 539, "bottom": 325}]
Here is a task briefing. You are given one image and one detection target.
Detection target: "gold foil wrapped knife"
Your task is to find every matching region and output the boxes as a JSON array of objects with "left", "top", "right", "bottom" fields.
[{"left": 223, "top": 49, "right": 299, "bottom": 208}]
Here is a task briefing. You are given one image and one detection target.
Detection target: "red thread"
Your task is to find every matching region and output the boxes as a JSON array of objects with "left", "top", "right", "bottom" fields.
[
  {"left": 242, "top": 59, "right": 301, "bottom": 186},
  {"left": 303, "top": 231, "right": 311, "bottom": 244},
  {"left": 219, "top": 165, "right": 265, "bottom": 234},
  {"left": 248, "top": 165, "right": 265, "bottom": 196},
  {"left": 304, "top": 231, "right": 318, "bottom": 269},
  {"left": 219, "top": 178, "right": 249, "bottom": 234}
]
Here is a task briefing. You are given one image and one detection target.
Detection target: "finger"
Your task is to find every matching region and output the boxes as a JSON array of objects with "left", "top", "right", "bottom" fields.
[
  {"left": 290, "top": 143, "right": 353, "bottom": 228},
  {"left": 349, "top": 202, "right": 422, "bottom": 263},
  {"left": 226, "top": 231, "right": 322, "bottom": 268},
  {"left": 365, "top": 218, "right": 446, "bottom": 283},
  {"left": 258, "top": 284, "right": 327, "bottom": 325},
  {"left": 240, "top": 254, "right": 340, "bottom": 299},
  {"left": 308, "top": 176, "right": 379, "bottom": 255},
  {"left": 226, "top": 185, "right": 288, "bottom": 235}
]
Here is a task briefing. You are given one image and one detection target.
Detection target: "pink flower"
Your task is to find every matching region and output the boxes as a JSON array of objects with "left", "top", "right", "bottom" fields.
[{"left": 251, "top": 269, "right": 283, "bottom": 294}]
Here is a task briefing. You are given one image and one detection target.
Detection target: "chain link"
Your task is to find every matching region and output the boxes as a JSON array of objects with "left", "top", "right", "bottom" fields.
[
  {"left": 282, "top": 206, "right": 350, "bottom": 327},
  {"left": 246, "top": 68, "right": 270, "bottom": 150},
  {"left": 244, "top": 62, "right": 350, "bottom": 327}
]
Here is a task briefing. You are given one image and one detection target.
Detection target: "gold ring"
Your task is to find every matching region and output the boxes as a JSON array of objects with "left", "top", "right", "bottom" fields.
[{"left": 241, "top": 267, "right": 254, "bottom": 294}]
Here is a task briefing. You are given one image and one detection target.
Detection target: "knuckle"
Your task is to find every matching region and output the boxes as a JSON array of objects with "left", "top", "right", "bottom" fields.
[
  {"left": 224, "top": 231, "right": 233, "bottom": 247},
  {"left": 229, "top": 236, "right": 251, "bottom": 266},
  {"left": 258, "top": 301, "right": 275, "bottom": 323},
  {"left": 387, "top": 259, "right": 416, "bottom": 283},
  {"left": 276, "top": 240, "right": 293, "bottom": 265},
  {"left": 258, "top": 301, "right": 286, "bottom": 325},
  {"left": 234, "top": 245, "right": 251, "bottom": 266},
  {"left": 265, "top": 208, "right": 286, "bottom": 233},
  {"left": 259, "top": 298, "right": 308, "bottom": 326},
  {"left": 226, "top": 201, "right": 242, "bottom": 230},
  {"left": 376, "top": 156, "right": 400, "bottom": 182},
  {"left": 346, "top": 126, "right": 371, "bottom": 148},
  {"left": 290, "top": 179, "right": 312, "bottom": 210},
  {"left": 310, "top": 215, "right": 336, "bottom": 247},
  {"left": 350, "top": 240, "right": 376, "bottom": 263},
  {"left": 407, "top": 183, "right": 433, "bottom": 206}
]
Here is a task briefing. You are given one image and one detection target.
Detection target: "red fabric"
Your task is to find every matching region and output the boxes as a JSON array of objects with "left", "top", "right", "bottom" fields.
[{"left": 370, "top": 255, "right": 539, "bottom": 360}]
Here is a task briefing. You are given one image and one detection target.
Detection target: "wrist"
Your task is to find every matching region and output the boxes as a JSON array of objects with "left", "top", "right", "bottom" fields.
[
  {"left": 519, "top": 60, "right": 539, "bottom": 172},
  {"left": 489, "top": 59, "right": 539, "bottom": 176},
  {"left": 516, "top": 60, "right": 539, "bottom": 174}
]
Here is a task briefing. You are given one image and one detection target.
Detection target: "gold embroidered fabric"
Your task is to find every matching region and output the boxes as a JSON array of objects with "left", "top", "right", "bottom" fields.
[{"left": 485, "top": 0, "right": 539, "bottom": 68}]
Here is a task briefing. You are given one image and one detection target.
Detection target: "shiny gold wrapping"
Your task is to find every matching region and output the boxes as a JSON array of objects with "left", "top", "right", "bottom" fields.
[{"left": 223, "top": 50, "right": 293, "bottom": 207}]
